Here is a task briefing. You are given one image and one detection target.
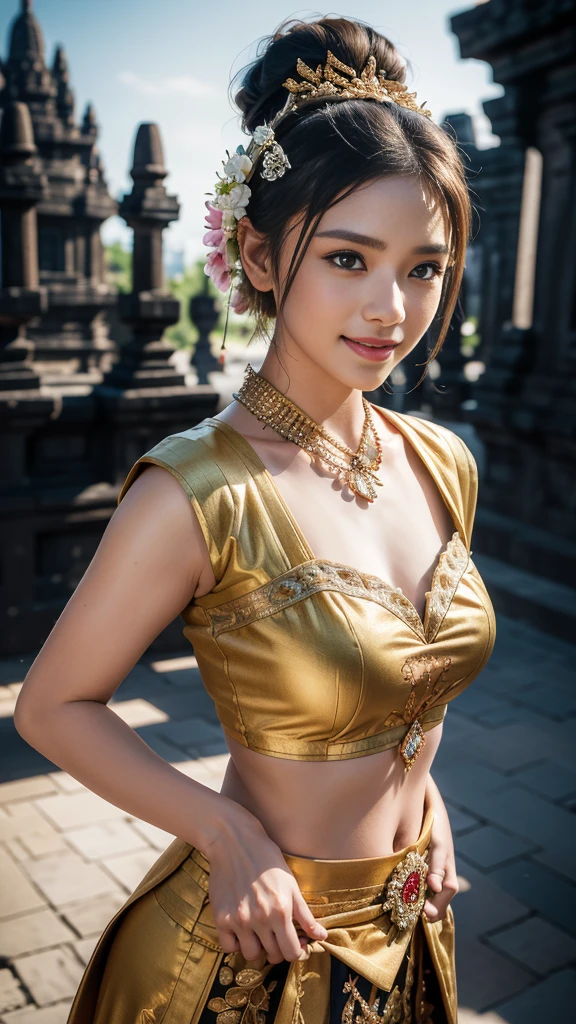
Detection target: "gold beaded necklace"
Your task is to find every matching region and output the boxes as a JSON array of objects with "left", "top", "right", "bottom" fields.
[{"left": 233, "top": 364, "right": 384, "bottom": 502}]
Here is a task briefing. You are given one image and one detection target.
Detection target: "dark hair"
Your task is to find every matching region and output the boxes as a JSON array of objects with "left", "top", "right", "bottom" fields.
[{"left": 231, "top": 16, "right": 473, "bottom": 372}]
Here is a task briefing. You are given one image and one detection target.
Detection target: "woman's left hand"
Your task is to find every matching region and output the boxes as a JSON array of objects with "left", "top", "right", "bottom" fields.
[{"left": 422, "top": 775, "right": 459, "bottom": 924}]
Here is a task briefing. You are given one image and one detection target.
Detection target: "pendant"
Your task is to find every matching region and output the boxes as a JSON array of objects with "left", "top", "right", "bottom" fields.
[{"left": 399, "top": 720, "right": 426, "bottom": 772}]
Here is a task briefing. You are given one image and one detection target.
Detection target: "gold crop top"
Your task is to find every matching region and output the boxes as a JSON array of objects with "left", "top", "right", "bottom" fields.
[{"left": 117, "top": 406, "right": 496, "bottom": 767}]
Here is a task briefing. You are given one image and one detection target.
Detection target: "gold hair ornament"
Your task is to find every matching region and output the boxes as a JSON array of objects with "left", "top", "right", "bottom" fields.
[{"left": 282, "top": 49, "right": 432, "bottom": 118}]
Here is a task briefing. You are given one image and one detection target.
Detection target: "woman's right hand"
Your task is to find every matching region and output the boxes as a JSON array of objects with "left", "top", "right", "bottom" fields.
[{"left": 205, "top": 811, "right": 328, "bottom": 965}]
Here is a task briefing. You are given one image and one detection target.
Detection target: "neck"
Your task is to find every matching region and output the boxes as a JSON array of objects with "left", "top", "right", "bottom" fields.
[{"left": 256, "top": 337, "right": 367, "bottom": 450}]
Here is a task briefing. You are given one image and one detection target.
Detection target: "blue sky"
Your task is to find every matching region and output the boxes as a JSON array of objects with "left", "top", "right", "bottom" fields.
[{"left": 1, "top": 1, "right": 503, "bottom": 261}]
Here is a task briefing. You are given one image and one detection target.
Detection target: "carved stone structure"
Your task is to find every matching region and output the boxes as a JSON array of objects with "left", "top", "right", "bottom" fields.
[
  {"left": 0, "top": 6, "right": 219, "bottom": 657},
  {"left": 1, "top": 0, "right": 117, "bottom": 379},
  {"left": 97, "top": 122, "right": 217, "bottom": 492},
  {"left": 0, "top": 101, "right": 46, "bottom": 391},
  {"left": 451, "top": 0, "right": 576, "bottom": 582}
]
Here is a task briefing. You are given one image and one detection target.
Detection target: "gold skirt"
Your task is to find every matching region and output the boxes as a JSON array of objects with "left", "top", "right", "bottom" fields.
[{"left": 66, "top": 798, "right": 456, "bottom": 1023}]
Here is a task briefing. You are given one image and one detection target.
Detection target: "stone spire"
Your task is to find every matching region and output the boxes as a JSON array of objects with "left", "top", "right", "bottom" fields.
[
  {"left": 100, "top": 122, "right": 184, "bottom": 389},
  {"left": 1, "top": 0, "right": 118, "bottom": 378},
  {"left": 52, "top": 45, "right": 75, "bottom": 126},
  {"left": 0, "top": 101, "right": 47, "bottom": 389},
  {"left": 3, "top": 0, "right": 56, "bottom": 124}
]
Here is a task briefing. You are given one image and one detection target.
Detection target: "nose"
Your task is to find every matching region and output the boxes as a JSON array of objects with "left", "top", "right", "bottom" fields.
[{"left": 362, "top": 274, "right": 406, "bottom": 329}]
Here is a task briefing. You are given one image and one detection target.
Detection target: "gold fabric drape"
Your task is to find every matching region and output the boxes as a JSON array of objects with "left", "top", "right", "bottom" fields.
[{"left": 67, "top": 797, "right": 456, "bottom": 1023}]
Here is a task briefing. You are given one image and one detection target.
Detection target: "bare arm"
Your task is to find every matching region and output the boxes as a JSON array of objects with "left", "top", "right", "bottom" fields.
[
  {"left": 14, "top": 464, "right": 326, "bottom": 961},
  {"left": 13, "top": 464, "right": 250, "bottom": 852}
]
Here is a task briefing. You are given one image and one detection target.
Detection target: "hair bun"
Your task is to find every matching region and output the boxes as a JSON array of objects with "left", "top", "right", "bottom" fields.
[{"left": 233, "top": 16, "right": 409, "bottom": 133}]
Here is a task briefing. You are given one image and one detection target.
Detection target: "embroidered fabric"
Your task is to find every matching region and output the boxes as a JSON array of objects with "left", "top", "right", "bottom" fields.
[{"left": 206, "top": 533, "right": 469, "bottom": 645}]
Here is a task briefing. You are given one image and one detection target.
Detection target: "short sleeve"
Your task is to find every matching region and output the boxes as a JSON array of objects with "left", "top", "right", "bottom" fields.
[{"left": 116, "top": 434, "right": 236, "bottom": 584}]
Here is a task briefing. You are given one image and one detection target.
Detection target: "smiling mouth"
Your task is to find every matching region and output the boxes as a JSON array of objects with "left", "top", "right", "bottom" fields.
[{"left": 342, "top": 336, "right": 400, "bottom": 348}]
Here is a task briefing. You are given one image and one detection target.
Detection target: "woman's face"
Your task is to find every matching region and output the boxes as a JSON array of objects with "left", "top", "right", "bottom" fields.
[{"left": 250, "top": 175, "right": 451, "bottom": 393}]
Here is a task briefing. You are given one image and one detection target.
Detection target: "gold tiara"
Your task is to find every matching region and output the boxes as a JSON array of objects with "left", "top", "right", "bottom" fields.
[{"left": 282, "top": 50, "right": 432, "bottom": 119}]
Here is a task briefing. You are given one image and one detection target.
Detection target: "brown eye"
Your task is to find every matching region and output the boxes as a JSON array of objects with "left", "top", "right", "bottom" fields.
[
  {"left": 411, "top": 262, "right": 444, "bottom": 281},
  {"left": 324, "top": 251, "right": 365, "bottom": 272}
]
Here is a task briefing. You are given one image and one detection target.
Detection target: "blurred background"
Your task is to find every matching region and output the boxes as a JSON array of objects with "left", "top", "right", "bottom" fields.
[{"left": 0, "top": 2, "right": 575, "bottom": 1021}]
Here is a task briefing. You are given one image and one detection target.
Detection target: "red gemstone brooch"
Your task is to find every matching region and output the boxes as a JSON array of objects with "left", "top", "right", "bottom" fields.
[{"left": 382, "top": 849, "right": 429, "bottom": 942}]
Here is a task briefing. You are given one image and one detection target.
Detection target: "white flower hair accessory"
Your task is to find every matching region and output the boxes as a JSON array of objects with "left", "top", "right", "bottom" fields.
[{"left": 203, "top": 93, "right": 296, "bottom": 333}]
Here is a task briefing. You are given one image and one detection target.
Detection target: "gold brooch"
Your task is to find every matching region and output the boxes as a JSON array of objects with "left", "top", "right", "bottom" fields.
[
  {"left": 382, "top": 849, "right": 429, "bottom": 942},
  {"left": 283, "top": 50, "right": 432, "bottom": 118}
]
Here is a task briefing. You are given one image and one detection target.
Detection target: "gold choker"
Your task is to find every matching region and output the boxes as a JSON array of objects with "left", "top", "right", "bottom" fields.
[{"left": 232, "top": 365, "right": 383, "bottom": 501}]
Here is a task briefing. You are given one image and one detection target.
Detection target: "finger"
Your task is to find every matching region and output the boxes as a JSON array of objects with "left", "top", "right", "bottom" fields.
[
  {"left": 274, "top": 916, "right": 311, "bottom": 963},
  {"left": 292, "top": 894, "right": 328, "bottom": 941},
  {"left": 424, "top": 876, "right": 458, "bottom": 923},
  {"left": 253, "top": 927, "right": 285, "bottom": 965},
  {"left": 426, "top": 849, "right": 447, "bottom": 895},
  {"left": 218, "top": 928, "right": 240, "bottom": 953},
  {"left": 427, "top": 868, "right": 446, "bottom": 894},
  {"left": 235, "top": 927, "right": 264, "bottom": 963}
]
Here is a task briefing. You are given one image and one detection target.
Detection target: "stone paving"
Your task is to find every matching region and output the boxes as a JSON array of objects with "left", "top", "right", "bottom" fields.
[{"left": 0, "top": 614, "right": 575, "bottom": 1023}]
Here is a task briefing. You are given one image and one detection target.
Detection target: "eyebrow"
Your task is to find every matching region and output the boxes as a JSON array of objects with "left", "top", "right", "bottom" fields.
[{"left": 315, "top": 229, "right": 450, "bottom": 256}]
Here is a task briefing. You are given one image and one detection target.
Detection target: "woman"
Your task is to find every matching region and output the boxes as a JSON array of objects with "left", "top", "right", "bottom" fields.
[{"left": 14, "top": 17, "right": 495, "bottom": 1024}]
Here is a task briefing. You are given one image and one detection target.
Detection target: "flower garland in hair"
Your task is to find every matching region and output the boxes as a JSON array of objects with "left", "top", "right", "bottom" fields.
[{"left": 203, "top": 99, "right": 296, "bottom": 363}]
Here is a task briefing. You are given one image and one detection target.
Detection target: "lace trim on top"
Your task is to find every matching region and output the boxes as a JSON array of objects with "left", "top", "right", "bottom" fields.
[{"left": 204, "top": 532, "right": 469, "bottom": 644}]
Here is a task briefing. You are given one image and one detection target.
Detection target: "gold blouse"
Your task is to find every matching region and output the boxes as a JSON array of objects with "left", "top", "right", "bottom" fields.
[{"left": 117, "top": 405, "right": 496, "bottom": 766}]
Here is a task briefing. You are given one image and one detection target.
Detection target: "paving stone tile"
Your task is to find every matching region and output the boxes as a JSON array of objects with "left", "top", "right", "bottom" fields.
[
  {"left": 0, "top": 697, "right": 17, "bottom": 719},
  {"left": 173, "top": 759, "right": 225, "bottom": 791},
  {"left": 156, "top": 716, "right": 224, "bottom": 749},
  {"left": 186, "top": 737, "right": 229, "bottom": 758},
  {"left": 513, "top": 759, "right": 576, "bottom": 800},
  {"left": 101, "top": 848, "right": 159, "bottom": 892},
  {"left": 452, "top": 860, "right": 529, "bottom": 937},
  {"left": 474, "top": 705, "right": 520, "bottom": 729},
  {"left": 0, "top": 849, "right": 46, "bottom": 918},
  {"left": 454, "top": 932, "right": 534, "bottom": 1012},
  {"left": 135, "top": 728, "right": 189, "bottom": 763},
  {"left": 4, "top": 839, "right": 28, "bottom": 863},
  {"left": 490, "top": 858, "right": 576, "bottom": 937},
  {"left": 33, "top": 790, "right": 128, "bottom": 831},
  {"left": 22, "top": 851, "right": 119, "bottom": 906},
  {"left": 445, "top": 801, "right": 482, "bottom": 836},
  {"left": 459, "top": 723, "right": 552, "bottom": 773},
  {"left": 47, "top": 773, "right": 87, "bottom": 794},
  {"left": 107, "top": 698, "right": 169, "bottom": 729},
  {"left": 0, "top": 802, "right": 56, "bottom": 843},
  {"left": 490, "top": 967, "right": 576, "bottom": 1024},
  {"left": 12, "top": 946, "right": 84, "bottom": 1006},
  {"left": 72, "top": 935, "right": 99, "bottom": 965},
  {"left": 533, "top": 845, "right": 576, "bottom": 884},
  {"left": 18, "top": 831, "right": 70, "bottom": 859},
  {"left": 0, "top": 656, "right": 35, "bottom": 686},
  {"left": 197, "top": 754, "right": 230, "bottom": 777},
  {"left": 151, "top": 688, "right": 220, "bottom": 724},
  {"left": 516, "top": 682, "right": 576, "bottom": 720},
  {"left": 0, "top": 909, "right": 75, "bottom": 957},
  {"left": 129, "top": 818, "right": 174, "bottom": 851},
  {"left": 488, "top": 915, "right": 576, "bottom": 975},
  {"left": 65, "top": 820, "right": 149, "bottom": 860},
  {"left": 0, "top": 967, "right": 26, "bottom": 1013},
  {"left": 148, "top": 654, "right": 199, "bottom": 675},
  {"left": 467, "top": 784, "right": 576, "bottom": 878},
  {"left": 0, "top": 777, "right": 57, "bottom": 806},
  {"left": 449, "top": 689, "right": 508, "bottom": 719},
  {"left": 455, "top": 826, "right": 537, "bottom": 870},
  {"left": 59, "top": 892, "right": 126, "bottom": 937},
  {"left": 430, "top": 759, "right": 508, "bottom": 809},
  {"left": 457, "top": 1011, "right": 510, "bottom": 1023},
  {"left": 2, "top": 1002, "right": 73, "bottom": 1024}
]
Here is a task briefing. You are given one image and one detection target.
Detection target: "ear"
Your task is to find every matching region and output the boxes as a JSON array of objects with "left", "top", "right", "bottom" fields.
[{"left": 237, "top": 217, "right": 273, "bottom": 292}]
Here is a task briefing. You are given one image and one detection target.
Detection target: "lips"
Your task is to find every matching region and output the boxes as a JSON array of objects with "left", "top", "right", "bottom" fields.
[{"left": 341, "top": 336, "right": 400, "bottom": 362}]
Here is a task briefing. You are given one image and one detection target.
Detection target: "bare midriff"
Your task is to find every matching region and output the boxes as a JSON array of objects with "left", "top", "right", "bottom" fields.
[{"left": 220, "top": 725, "right": 443, "bottom": 859}]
